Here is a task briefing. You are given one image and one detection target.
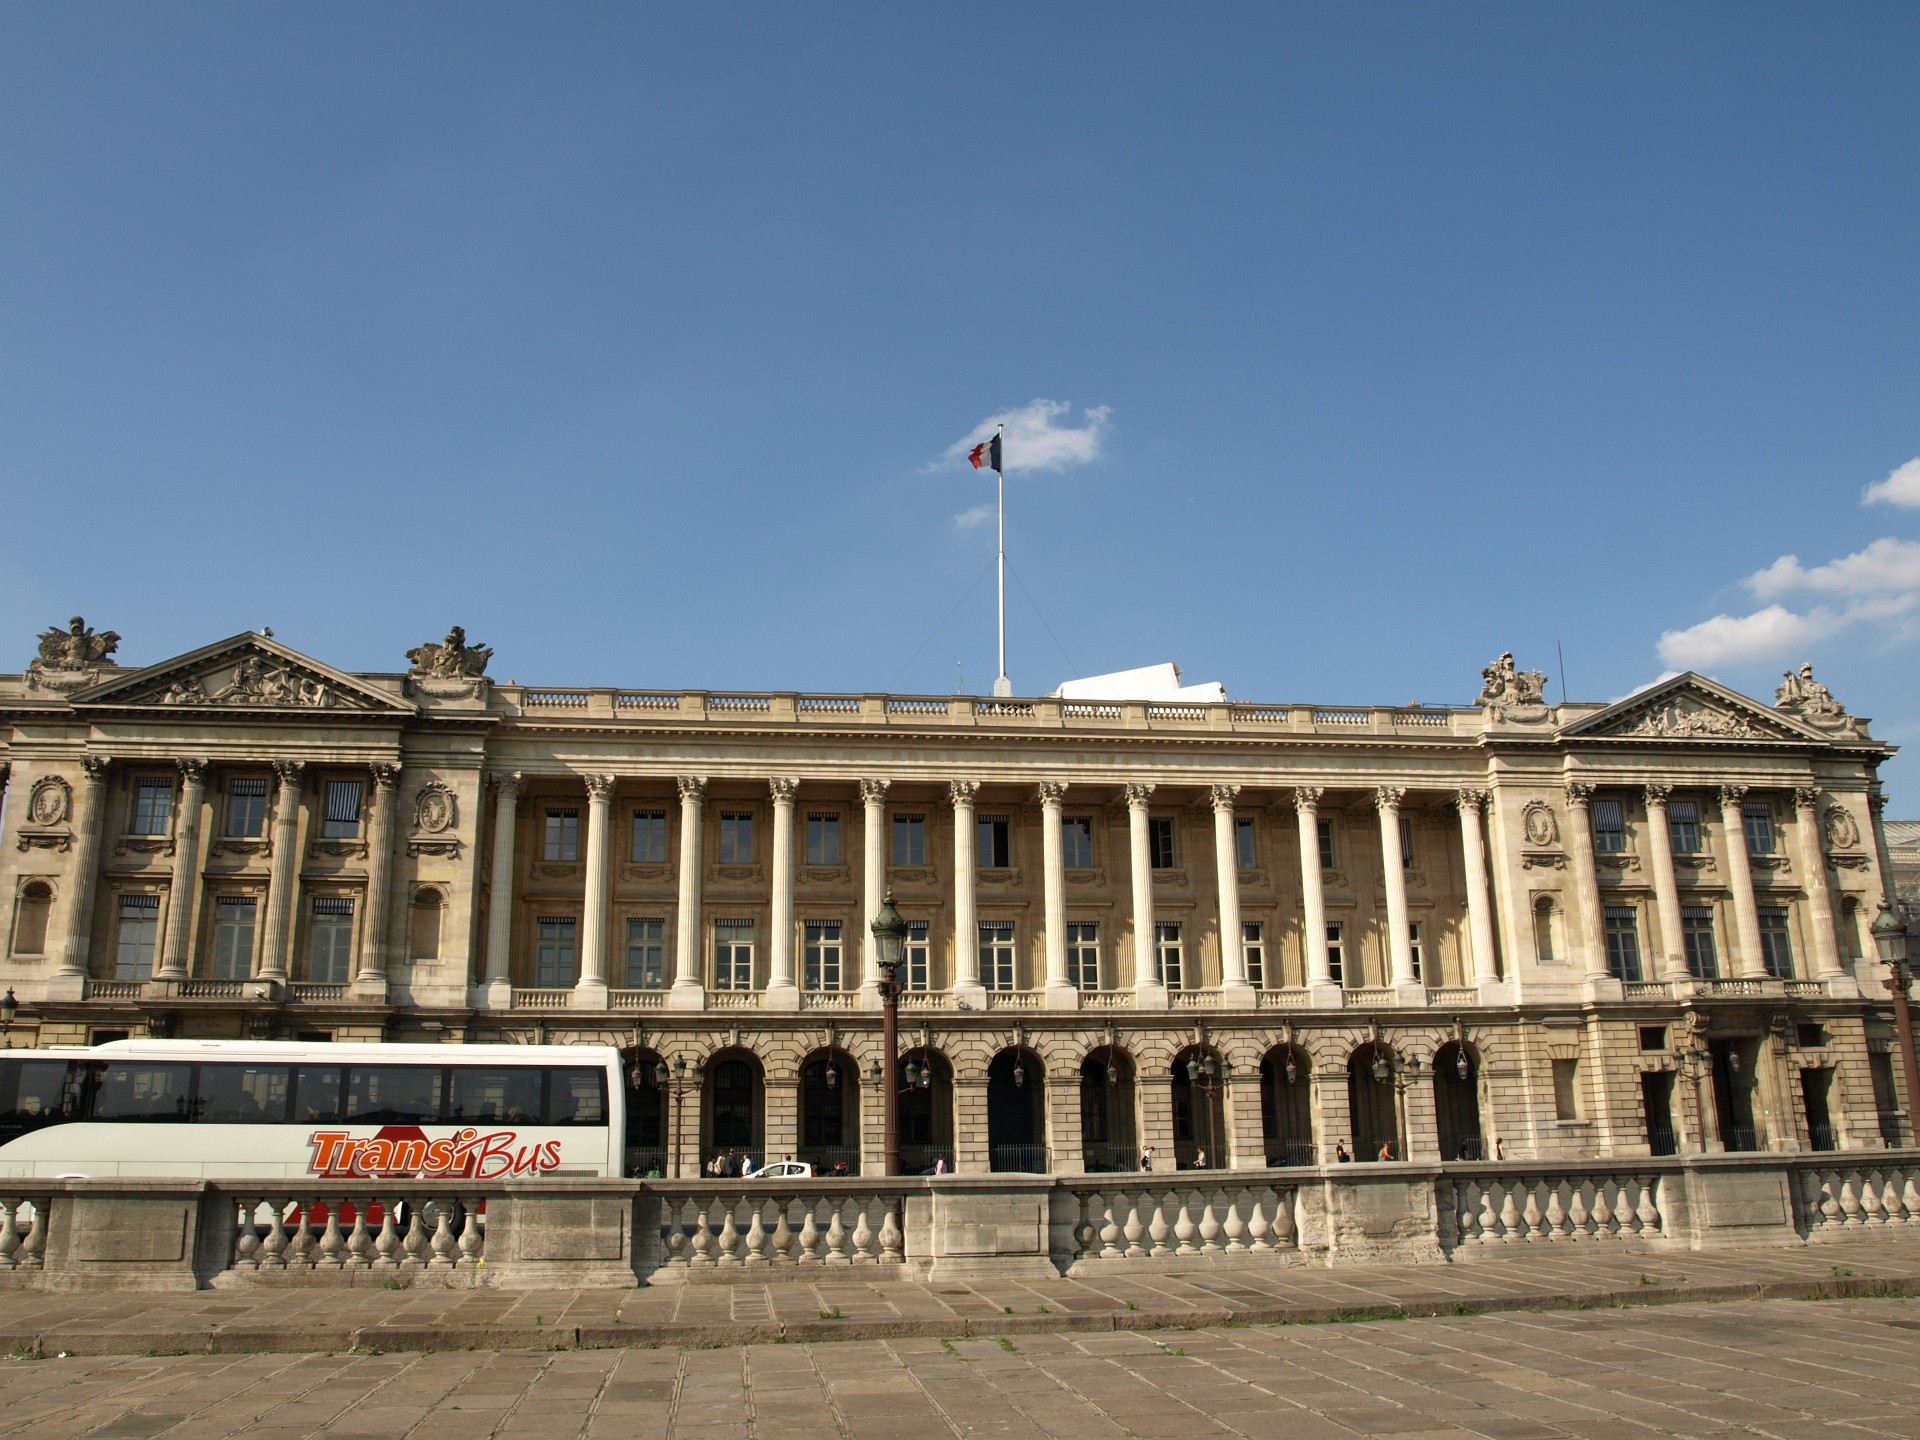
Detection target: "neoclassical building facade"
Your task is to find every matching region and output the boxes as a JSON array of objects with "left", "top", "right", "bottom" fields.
[{"left": 0, "top": 623, "right": 1911, "bottom": 1176}]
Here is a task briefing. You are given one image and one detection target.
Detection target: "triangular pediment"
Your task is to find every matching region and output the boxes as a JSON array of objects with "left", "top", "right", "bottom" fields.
[
  {"left": 1561, "top": 673, "right": 1824, "bottom": 743},
  {"left": 70, "top": 634, "right": 413, "bottom": 715}
]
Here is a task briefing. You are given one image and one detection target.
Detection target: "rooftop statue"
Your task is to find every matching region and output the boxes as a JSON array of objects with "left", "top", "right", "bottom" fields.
[
  {"left": 1476, "top": 651, "right": 1548, "bottom": 710},
  {"left": 1775, "top": 661, "right": 1862, "bottom": 735},
  {"left": 406, "top": 626, "right": 493, "bottom": 681},
  {"left": 33, "top": 616, "right": 119, "bottom": 672}
]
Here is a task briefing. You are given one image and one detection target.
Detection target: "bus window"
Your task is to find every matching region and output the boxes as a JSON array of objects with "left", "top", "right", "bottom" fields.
[
  {"left": 345, "top": 1067, "right": 443, "bottom": 1124},
  {"left": 293, "top": 1065, "right": 345, "bottom": 1123},
  {"left": 547, "top": 1068, "right": 607, "bottom": 1126},
  {"left": 196, "top": 1065, "right": 290, "bottom": 1123},
  {"left": 94, "top": 1062, "right": 194, "bottom": 1122},
  {"left": 449, "top": 1068, "right": 541, "bottom": 1124},
  {"left": 0, "top": 1060, "right": 74, "bottom": 1132}
]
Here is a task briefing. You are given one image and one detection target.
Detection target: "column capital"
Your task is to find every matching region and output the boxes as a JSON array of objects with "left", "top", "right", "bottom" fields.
[
  {"left": 584, "top": 773, "right": 616, "bottom": 802},
  {"left": 1290, "top": 785, "right": 1323, "bottom": 810},
  {"left": 1564, "top": 780, "right": 1595, "bottom": 808},
  {"left": 371, "top": 762, "right": 402, "bottom": 791},
  {"left": 1794, "top": 785, "right": 1822, "bottom": 813},
  {"left": 1453, "top": 787, "right": 1489, "bottom": 813},
  {"left": 81, "top": 754, "right": 111, "bottom": 784},
  {"left": 1036, "top": 780, "right": 1068, "bottom": 806},
  {"left": 1718, "top": 783, "right": 1749, "bottom": 809},
  {"left": 1123, "top": 782, "right": 1154, "bottom": 808},
  {"left": 769, "top": 777, "right": 799, "bottom": 805},
  {"left": 272, "top": 759, "right": 306, "bottom": 788},
  {"left": 1374, "top": 785, "right": 1405, "bottom": 813},
  {"left": 1208, "top": 783, "right": 1241, "bottom": 812},
  {"left": 949, "top": 779, "right": 980, "bottom": 807},
  {"left": 1644, "top": 782, "right": 1673, "bottom": 807},
  {"left": 488, "top": 769, "right": 522, "bottom": 798},
  {"left": 176, "top": 757, "right": 208, "bottom": 785},
  {"left": 677, "top": 774, "right": 708, "bottom": 804},
  {"left": 1869, "top": 789, "right": 1891, "bottom": 817},
  {"left": 858, "top": 777, "right": 890, "bottom": 805}
]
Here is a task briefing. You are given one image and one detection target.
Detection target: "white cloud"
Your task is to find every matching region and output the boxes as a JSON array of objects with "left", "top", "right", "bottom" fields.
[
  {"left": 1656, "top": 604, "right": 1845, "bottom": 671},
  {"left": 943, "top": 399, "right": 1111, "bottom": 473},
  {"left": 950, "top": 503, "right": 996, "bottom": 533},
  {"left": 1746, "top": 536, "right": 1920, "bottom": 600},
  {"left": 1864, "top": 457, "right": 1920, "bottom": 509}
]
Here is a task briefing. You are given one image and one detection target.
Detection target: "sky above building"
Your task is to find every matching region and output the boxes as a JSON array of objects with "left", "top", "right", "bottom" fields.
[{"left": 4, "top": 5, "right": 1918, "bottom": 788}]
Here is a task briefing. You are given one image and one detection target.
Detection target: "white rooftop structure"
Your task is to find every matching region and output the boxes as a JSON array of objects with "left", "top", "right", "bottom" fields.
[{"left": 1051, "top": 662, "right": 1226, "bottom": 704}]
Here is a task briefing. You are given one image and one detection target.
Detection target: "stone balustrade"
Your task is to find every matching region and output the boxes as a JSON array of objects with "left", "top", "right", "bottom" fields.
[
  {"left": 1445, "top": 1168, "right": 1666, "bottom": 1248},
  {"left": 1793, "top": 1158, "right": 1920, "bottom": 1234},
  {"left": 1062, "top": 1180, "right": 1299, "bottom": 1271},
  {"left": 223, "top": 1188, "right": 485, "bottom": 1278},
  {"left": 649, "top": 1182, "right": 908, "bottom": 1275}
]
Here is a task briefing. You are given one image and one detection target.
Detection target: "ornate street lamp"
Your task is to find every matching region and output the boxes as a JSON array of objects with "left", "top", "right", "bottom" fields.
[
  {"left": 0, "top": 989, "right": 18, "bottom": 1048},
  {"left": 870, "top": 890, "right": 909, "bottom": 1176},
  {"left": 1182, "top": 1052, "right": 1227, "bottom": 1168},
  {"left": 1873, "top": 901, "right": 1920, "bottom": 1147}
]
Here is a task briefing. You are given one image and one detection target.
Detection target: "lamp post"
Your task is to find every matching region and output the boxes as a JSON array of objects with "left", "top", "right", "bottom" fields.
[
  {"left": 869, "top": 890, "right": 908, "bottom": 1176},
  {"left": 1873, "top": 902, "right": 1920, "bottom": 1148},
  {"left": 0, "top": 990, "right": 16, "bottom": 1050},
  {"left": 1368, "top": 1045, "right": 1425, "bottom": 1161},
  {"left": 1182, "top": 1052, "right": 1228, "bottom": 1168},
  {"left": 652, "top": 1055, "right": 701, "bottom": 1179}
]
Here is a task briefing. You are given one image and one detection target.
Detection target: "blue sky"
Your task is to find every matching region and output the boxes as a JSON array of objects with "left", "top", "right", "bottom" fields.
[{"left": 4, "top": 5, "right": 1919, "bottom": 788}]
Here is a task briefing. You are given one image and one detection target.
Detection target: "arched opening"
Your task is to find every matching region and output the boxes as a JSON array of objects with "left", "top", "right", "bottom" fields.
[
  {"left": 896, "top": 1046, "right": 954, "bottom": 1175},
  {"left": 1170, "top": 1045, "right": 1227, "bottom": 1169},
  {"left": 1259, "top": 1043, "right": 1315, "bottom": 1166},
  {"left": 1079, "top": 1046, "right": 1137, "bottom": 1171},
  {"left": 1432, "top": 1041, "right": 1485, "bottom": 1160},
  {"left": 409, "top": 887, "right": 443, "bottom": 963},
  {"left": 798, "top": 1047, "right": 861, "bottom": 1176},
  {"left": 987, "top": 1047, "right": 1047, "bottom": 1172},
  {"left": 11, "top": 882, "right": 52, "bottom": 957},
  {"left": 1533, "top": 896, "right": 1560, "bottom": 965},
  {"left": 1347, "top": 1043, "right": 1401, "bottom": 1160},
  {"left": 1709, "top": 1037, "right": 1762, "bottom": 1151},
  {"left": 701, "top": 1048, "right": 764, "bottom": 1173},
  {"left": 624, "top": 1047, "right": 667, "bottom": 1176}
]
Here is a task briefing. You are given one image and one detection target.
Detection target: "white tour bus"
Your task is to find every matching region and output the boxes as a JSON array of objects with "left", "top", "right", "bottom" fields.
[{"left": 0, "top": 1039, "right": 628, "bottom": 1181}]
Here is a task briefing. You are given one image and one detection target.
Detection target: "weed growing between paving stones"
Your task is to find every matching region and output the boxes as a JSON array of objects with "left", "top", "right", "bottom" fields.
[
  {"left": 1126, "top": 1301, "right": 1138, "bottom": 1311},
  {"left": 996, "top": 1337, "right": 1018, "bottom": 1354},
  {"left": 1037, "top": 1305, "right": 1049, "bottom": 1314},
  {"left": 1445, "top": 1301, "right": 1478, "bottom": 1316},
  {"left": 940, "top": 1338, "right": 964, "bottom": 1360},
  {"left": 1001, "top": 1306, "right": 1013, "bottom": 1314},
  {"left": 818, "top": 1307, "right": 842, "bottom": 1320},
  {"left": 1639, "top": 1274, "right": 1659, "bottom": 1285},
  {"left": 1833, "top": 1265, "right": 1854, "bottom": 1277}
]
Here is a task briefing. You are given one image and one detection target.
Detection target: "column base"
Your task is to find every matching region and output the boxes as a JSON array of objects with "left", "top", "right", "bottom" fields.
[
  {"left": 572, "top": 978, "right": 610, "bottom": 1010},
  {"left": 1219, "top": 981, "right": 1256, "bottom": 1010},
  {"left": 858, "top": 982, "right": 882, "bottom": 1012},
  {"left": 951, "top": 982, "right": 987, "bottom": 1011},
  {"left": 475, "top": 978, "right": 515, "bottom": 1010},
  {"left": 1583, "top": 975, "right": 1625, "bottom": 1002},
  {"left": 1393, "top": 982, "right": 1427, "bottom": 1007},
  {"left": 1471, "top": 979, "right": 1513, "bottom": 1007},
  {"left": 667, "top": 980, "right": 707, "bottom": 1011},
  {"left": 1815, "top": 970, "right": 1860, "bottom": 997},
  {"left": 1044, "top": 982, "right": 1081, "bottom": 1011},
  {"left": 760, "top": 981, "right": 800, "bottom": 1012},
  {"left": 350, "top": 974, "right": 389, "bottom": 1004},
  {"left": 45, "top": 971, "right": 88, "bottom": 1003},
  {"left": 1132, "top": 983, "right": 1169, "bottom": 1011},
  {"left": 1306, "top": 981, "right": 1345, "bottom": 1009}
]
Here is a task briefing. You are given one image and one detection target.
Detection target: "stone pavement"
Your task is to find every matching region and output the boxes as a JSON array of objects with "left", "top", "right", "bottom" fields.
[
  {"left": 0, "top": 1293, "right": 1917, "bottom": 1438},
  {"left": 0, "top": 1238, "right": 1916, "bottom": 1356}
]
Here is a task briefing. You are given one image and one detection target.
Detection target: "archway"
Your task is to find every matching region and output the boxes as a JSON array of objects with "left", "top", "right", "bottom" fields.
[
  {"left": 1170, "top": 1045, "right": 1227, "bottom": 1169},
  {"left": 798, "top": 1047, "right": 861, "bottom": 1176},
  {"left": 1709, "top": 1038, "right": 1761, "bottom": 1151},
  {"left": 896, "top": 1046, "right": 954, "bottom": 1175},
  {"left": 987, "top": 1047, "right": 1047, "bottom": 1172},
  {"left": 625, "top": 1047, "right": 667, "bottom": 1176},
  {"left": 701, "top": 1048, "right": 764, "bottom": 1173},
  {"left": 1346, "top": 1043, "right": 1400, "bottom": 1160},
  {"left": 1432, "top": 1041, "right": 1484, "bottom": 1160},
  {"left": 1259, "top": 1043, "right": 1314, "bottom": 1166},
  {"left": 1079, "top": 1046, "right": 1137, "bottom": 1171}
]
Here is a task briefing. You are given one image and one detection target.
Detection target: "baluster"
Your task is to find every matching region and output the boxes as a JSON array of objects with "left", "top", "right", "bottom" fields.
[
  {"left": 1862, "top": 1171, "right": 1887, "bottom": 1227},
  {"left": 428, "top": 1199, "right": 458, "bottom": 1268},
  {"left": 715, "top": 1202, "right": 742, "bottom": 1265},
  {"left": 1095, "top": 1193, "right": 1121, "bottom": 1259},
  {"left": 457, "top": 1198, "right": 483, "bottom": 1267},
  {"left": 345, "top": 1201, "right": 374, "bottom": 1269},
  {"left": 0, "top": 1199, "right": 18, "bottom": 1269},
  {"left": 285, "top": 1201, "right": 315, "bottom": 1269},
  {"left": 1496, "top": 1182, "right": 1521, "bottom": 1242},
  {"left": 1615, "top": 1179, "right": 1640, "bottom": 1238},
  {"left": 1901, "top": 1170, "right": 1920, "bottom": 1226},
  {"left": 1839, "top": 1170, "right": 1865, "bottom": 1228},
  {"left": 1245, "top": 1190, "right": 1272, "bottom": 1252},
  {"left": 1172, "top": 1191, "right": 1199, "bottom": 1255},
  {"left": 1880, "top": 1172, "right": 1907, "bottom": 1225},
  {"left": 374, "top": 1200, "right": 401, "bottom": 1268},
  {"left": 1220, "top": 1191, "right": 1248, "bottom": 1254},
  {"left": 770, "top": 1200, "right": 794, "bottom": 1262},
  {"left": 1519, "top": 1182, "right": 1545, "bottom": 1241},
  {"left": 400, "top": 1199, "right": 430, "bottom": 1268},
  {"left": 1123, "top": 1193, "right": 1147, "bottom": 1257},
  {"left": 1197, "top": 1192, "right": 1223, "bottom": 1254},
  {"left": 1590, "top": 1180, "right": 1616, "bottom": 1239},
  {"left": 259, "top": 1197, "right": 290, "bottom": 1270},
  {"left": 1271, "top": 1187, "right": 1297, "bottom": 1249},
  {"left": 797, "top": 1202, "right": 822, "bottom": 1263},
  {"left": 825, "top": 1201, "right": 850, "bottom": 1263},
  {"left": 232, "top": 1197, "right": 261, "bottom": 1270},
  {"left": 1637, "top": 1176, "right": 1662, "bottom": 1235},
  {"left": 1816, "top": 1169, "right": 1842, "bottom": 1228},
  {"left": 1544, "top": 1183, "right": 1569, "bottom": 1240},
  {"left": 878, "top": 1202, "right": 903, "bottom": 1263},
  {"left": 1566, "top": 1181, "right": 1591, "bottom": 1238},
  {"left": 744, "top": 1203, "right": 769, "bottom": 1265},
  {"left": 1457, "top": 1180, "right": 1481, "bottom": 1244},
  {"left": 1148, "top": 1193, "right": 1173, "bottom": 1255},
  {"left": 317, "top": 1202, "right": 346, "bottom": 1269},
  {"left": 18, "top": 1203, "right": 45, "bottom": 1270}
]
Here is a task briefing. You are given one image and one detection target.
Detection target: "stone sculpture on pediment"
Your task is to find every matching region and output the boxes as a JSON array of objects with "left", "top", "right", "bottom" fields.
[
  {"left": 26, "top": 616, "right": 120, "bottom": 692},
  {"left": 405, "top": 626, "right": 493, "bottom": 698},
  {"left": 147, "top": 653, "right": 340, "bottom": 709},
  {"left": 1476, "top": 651, "right": 1550, "bottom": 722},
  {"left": 1775, "top": 662, "right": 1863, "bottom": 736},
  {"left": 1619, "top": 697, "right": 1765, "bottom": 740}
]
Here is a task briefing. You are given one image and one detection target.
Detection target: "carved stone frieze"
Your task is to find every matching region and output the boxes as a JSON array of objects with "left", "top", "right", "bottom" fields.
[
  {"left": 1617, "top": 697, "right": 1773, "bottom": 740},
  {"left": 1597, "top": 855, "right": 1643, "bottom": 872},
  {"left": 151, "top": 653, "right": 341, "bottom": 709},
  {"left": 1828, "top": 854, "right": 1873, "bottom": 871},
  {"left": 406, "top": 839, "right": 463, "bottom": 859},
  {"left": 1521, "top": 852, "right": 1569, "bottom": 870},
  {"left": 114, "top": 837, "right": 175, "bottom": 858},
  {"left": 211, "top": 839, "right": 271, "bottom": 859},
  {"left": 16, "top": 833, "right": 72, "bottom": 853},
  {"left": 309, "top": 839, "right": 368, "bottom": 859}
]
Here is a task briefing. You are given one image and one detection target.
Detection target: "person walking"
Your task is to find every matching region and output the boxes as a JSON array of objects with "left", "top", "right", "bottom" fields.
[{"left": 1140, "top": 1145, "right": 1155, "bottom": 1172}]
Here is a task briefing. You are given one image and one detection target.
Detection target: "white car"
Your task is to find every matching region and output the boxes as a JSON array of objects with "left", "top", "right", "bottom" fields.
[{"left": 750, "top": 1160, "right": 815, "bottom": 1180}]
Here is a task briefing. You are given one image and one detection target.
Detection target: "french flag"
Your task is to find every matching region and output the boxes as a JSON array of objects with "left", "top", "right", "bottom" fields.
[{"left": 967, "top": 433, "right": 1003, "bottom": 474}]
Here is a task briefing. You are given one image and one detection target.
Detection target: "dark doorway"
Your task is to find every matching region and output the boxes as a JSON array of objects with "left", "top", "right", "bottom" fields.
[
  {"left": 987, "top": 1048, "right": 1046, "bottom": 1172},
  {"left": 897, "top": 1047, "right": 954, "bottom": 1174},
  {"left": 1347, "top": 1044, "right": 1400, "bottom": 1160},
  {"left": 1432, "top": 1042, "right": 1484, "bottom": 1160},
  {"left": 1709, "top": 1039, "right": 1759, "bottom": 1151},
  {"left": 1170, "top": 1045, "right": 1226, "bottom": 1169},
  {"left": 1080, "top": 1047, "right": 1137, "bottom": 1171},
  {"left": 799, "top": 1047, "right": 860, "bottom": 1176},
  {"left": 1799, "top": 1066, "right": 1836, "bottom": 1151},
  {"left": 1640, "top": 1071, "right": 1677, "bottom": 1155},
  {"left": 626, "top": 1047, "right": 666, "bottom": 1176},
  {"left": 1869, "top": 1052, "right": 1904, "bottom": 1146},
  {"left": 1259, "top": 1045, "right": 1314, "bottom": 1165},
  {"left": 703, "top": 1050, "right": 763, "bottom": 1170}
]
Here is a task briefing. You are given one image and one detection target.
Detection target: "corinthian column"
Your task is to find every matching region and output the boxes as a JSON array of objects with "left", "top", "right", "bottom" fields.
[
  {"left": 481, "top": 771, "right": 520, "bottom": 1005},
  {"left": 1795, "top": 787, "right": 1844, "bottom": 981},
  {"left": 256, "top": 761, "right": 305, "bottom": 983},
  {"left": 1563, "top": 782, "right": 1611, "bottom": 988},
  {"left": 670, "top": 776, "right": 707, "bottom": 1009},
  {"left": 356, "top": 763, "right": 401, "bottom": 992},
  {"left": 1376, "top": 787, "right": 1419, "bottom": 994},
  {"left": 1643, "top": 785, "right": 1690, "bottom": 983},
  {"left": 1211, "top": 785, "right": 1252, "bottom": 1002},
  {"left": 1718, "top": 784, "right": 1766, "bottom": 979},
  {"left": 157, "top": 759, "right": 207, "bottom": 979},
  {"left": 53, "top": 757, "right": 111, "bottom": 994},
  {"left": 766, "top": 778, "right": 800, "bottom": 1010},
  {"left": 1126, "top": 783, "right": 1167, "bottom": 1007},
  {"left": 1039, "top": 781, "right": 1074, "bottom": 1008},
  {"left": 859, "top": 778, "right": 888, "bottom": 1009},
  {"left": 574, "top": 774, "right": 614, "bottom": 1005},
  {"left": 1293, "top": 787, "right": 1335, "bottom": 1000},
  {"left": 1455, "top": 789, "right": 1499, "bottom": 986},
  {"left": 950, "top": 780, "right": 983, "bottom": 1002}
]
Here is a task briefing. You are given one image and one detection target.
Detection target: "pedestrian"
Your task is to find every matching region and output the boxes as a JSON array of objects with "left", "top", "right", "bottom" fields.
[
  {"left": 726, "top": 1148, "right": 739, "bottom": 1177},
  {"left": 740, "top": 1154, "right": 757, "bottom": 1178},
  {"left": 1377, "top": 1139, "right": 1394, "bottom": 1162},
  {"left": 933, "top": 1155, "right": 948, "bottom": 1175},
  {"left": 1140, "top": 1146, "right": 1154, "bottom": 1172},
  {"left": 1192, "top": 1148, "right": 1207, "bottom": 1169},
  {"left": 1335, "top": 1140, "right": 1351, "bottom": 1163}
]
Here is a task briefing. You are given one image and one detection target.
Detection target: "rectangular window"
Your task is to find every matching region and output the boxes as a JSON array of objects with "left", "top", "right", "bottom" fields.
[
  {"left": 534, "top": 916, "right": 577, "bottom": 987},
  {"left": 1668, "top": 800, "right": 1701, "bottom": 854},
  {"left": 93, "top": 1061, "right": 192, "bottom": 1121},
  {"left": 196, "top": 1064, "right": 290, "bottom": 1123},
  {"left": 1592, "top": 798, "right": 1626, "bottom": 854},
  {"left": 1604, "top": 905, "right": 1644, "bottom": 983},
  {"left": 1398, "top": 816, "right": 1415, "bottom": 869},
  {"left": 114, "top": 894, "right": 160, "bottom": 980},
  {"left": 892, "top": 813, "right": 926, "bottom": 867},
  {"left": 1317, "top": 819, "right": 1336, "bottom": 871},
  {"left": 310, "top": 897, "right": 356, "bottom": 983},
  {"left": 227, "top": 778, "right": 268, "bottom": 838},
  {"left": 718, "top": 812, "right": 754, "bottom": 864},
  {"left": 1235, "top": 817, "right": 1257, "bottom": 871},
  {"left": 345, "top": 1066, "right": 443, "bottom": 1124},
  {"left": 1552, "top": 1058, "right": 1580, "bottom": 1121},
  {"left": 979, "top": 921, "right": 1015, "bottom": 991},
  {"left": 803, "top": 919, "right": 843, "bottom": 991},
  {"left": 321, "top": 780, "right": 363, "bottom": 839},
  {"left": 625, "top": 918, "right": 666, "bottom": 989},
  {"left": 805, "top": 813, "right": 842, "bottom": 866},
  {"left": 1326, "top": 921, "right": 1345, "bottom": 985},
  {"left": 630, "top": 809, "right": 667, "bottom": 864},
  {"left": 211, "top": 897, "right": 257, "bottom": 981},
  {"left": 1743, "top": 801, "right": 1776, "bottom": 856},
  {"left": 1758, "top": 907, "right": 1795, "bottom": 979},
  {"left": 1062, "top": 816, "right": 1094, "bottom": 869},
  {"left": 1149, "top": 817, "right": 1175, "bottom": 869},
  {"left": 543, "top": 807, "right": 579, "bottom": 862},
  {"left": 1682, "top": 905, "right": 1719, "bottom": 979},
  {"left": 1242, "top": 921, "right": 1266, "bottom": 989},
  {"left": 1066, "top": 921, "right": 1099, "bottom": 991},
  {"left": 1407, "top": 921, "right": 1423, "bottom": 982},
  {"left": 713, "top": 918, "right": 754, "bottom": 990},
  {"left": 1155, "top": 921, "right": 1183, "bottom": 989},
  {"left": 130, "top": 778, "right": 173, "bottom": 836},
  {"left": 905, "top": 920, "right": 930, "bottom": 992},
  {"left": 1639, "top": 1026, "right": 1668, "bottom": 1052},
  {"left": 977, "top": 814, "right": 1010, "bottom": 868}
]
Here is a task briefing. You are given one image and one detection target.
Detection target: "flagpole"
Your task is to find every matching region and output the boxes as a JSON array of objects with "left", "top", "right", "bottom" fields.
[{"left": 994, "top": 424, "right": 1010, "bottom": 697}]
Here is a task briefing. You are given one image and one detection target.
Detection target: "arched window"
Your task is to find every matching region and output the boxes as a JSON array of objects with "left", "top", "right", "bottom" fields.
[
  {"left": 12, "top": 883, "right": 52, "bottom": 956},
  {"left": 409, "top": 887, "right": 443, "bottom": 962},
  {"left": 1533, "top": 896, "right": 1560, "bottom": 965}
]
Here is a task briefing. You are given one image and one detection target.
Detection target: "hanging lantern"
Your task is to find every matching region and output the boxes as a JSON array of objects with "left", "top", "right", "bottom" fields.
[
  {"left": 1106, "top": 1061, "right": 1119, "bottom": 1087},
  {"left": 1284, "top": 1052, "right": 1299, "bottom": 1086},
  {"left": 1371, "top": 1051, "right": 1390, "bottom": 1084},
  {"left": 824, "top": 1062, "right": 838, "bottom": 1090},
  {"left": 1013, "top": 1061, "right": 1026, "bottom": 1088}
]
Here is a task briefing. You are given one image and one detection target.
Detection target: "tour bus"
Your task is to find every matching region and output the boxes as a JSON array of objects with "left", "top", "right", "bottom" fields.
[{"left": 0, "top": 1039, "right": 628, "bottom": 1180}]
